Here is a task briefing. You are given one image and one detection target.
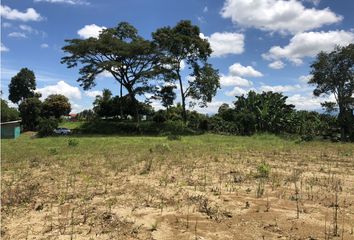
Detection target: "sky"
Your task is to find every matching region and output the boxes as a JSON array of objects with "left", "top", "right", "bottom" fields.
[{"left": 1, "top": 0, "right": 353, "bottom": 114}]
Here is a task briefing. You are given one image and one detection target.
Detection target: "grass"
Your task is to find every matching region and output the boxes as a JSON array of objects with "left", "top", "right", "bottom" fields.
[
  {"left": 1, "top": 132, "right": 354, "bottom": 239},
  {"left": 58, "top": 121, "right": 84, "bottom": 129}
]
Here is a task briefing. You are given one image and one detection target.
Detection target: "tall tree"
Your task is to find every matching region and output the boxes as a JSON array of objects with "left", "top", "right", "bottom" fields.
[
  {"left": 1, "top": 99, "right": 20, "bottom": 122},
  {"left": 42, "top": 94, "right": 71, "bottom": 119},
  {"left": 153, "top": 20, "right": 220, "bottom": 122},
  {"left": 8, "top": 68, "right": 36, "bottom": 104},
  {"left": 309, "top": 44, "right": 354, "bottom": 141},
  {"left": 61, "top": 22, "right": 160, "bottom": 120}
]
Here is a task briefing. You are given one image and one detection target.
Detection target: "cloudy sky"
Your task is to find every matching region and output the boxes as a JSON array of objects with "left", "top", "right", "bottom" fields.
[{"left": 1, "top": 0, "right": 353, "bottom": 113}]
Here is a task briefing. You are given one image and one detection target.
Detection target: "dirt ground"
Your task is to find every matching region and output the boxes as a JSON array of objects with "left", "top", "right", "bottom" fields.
[{"left": 1, "top": 134, "right": 353, "bottom": 239}]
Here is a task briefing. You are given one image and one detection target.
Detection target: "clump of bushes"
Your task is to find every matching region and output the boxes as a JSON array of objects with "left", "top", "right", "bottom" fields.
[{"left": 37, "top": 117, "right": 58, "bottom": 137}]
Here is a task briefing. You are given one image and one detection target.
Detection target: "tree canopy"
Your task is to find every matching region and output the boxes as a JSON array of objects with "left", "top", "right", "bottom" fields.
[
  {"left": 42, "top": 94, "right": 71, "bottom": 119},
  {"left": 61, "top": 22, "right": 160, "bottom": 120},
  {"left": 309, "top": 44, "right": 354, "bottom": 141},
  {"left": 8, "top": 68, "right": 36, "bottom": 104},
  {"left": 153, "top": 20, "right": 219, "bottom": 122}
]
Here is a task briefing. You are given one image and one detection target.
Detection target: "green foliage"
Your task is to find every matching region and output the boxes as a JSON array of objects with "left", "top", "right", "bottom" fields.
[
  {"left": 19, "top": 96, "right": 42, "bottom": 131},
  {"left": 1, "top": 99, "right": 20, "bottom": 122},
  {"left": 93, "top": 91, "right": 153, "bottom": 120},
  {"left": 61, "top": 22, "right": 159, "bottom": 120},
  {"left": 257, "top": 162, "right": 271, "bottom": 179},
  {"left": 68, "top": 139, "right": 79, "bottom": 147},
  {"left": 153, "top": 85, "right": 176, "bottom": 109},
  {"left": 310, "top": 44, "right": 354, "bottom": 141},
  {"left": 8, "top": 68, "right": 36, "bottom": 104},
  {"left": 38, "top": 117, "right": 59, "bottom": 137},
  {"left": 153, "top": 20, "right": 219, "bottom": 122},
  {"left": 208, "top": 116, "right": 238, "bottom": 135},
  {"left": 234, "top": 91, "right": 295, "bottom": 134},
  {"left": 42, "top": 94, "right": 71, "bottom": 119},
  {"left": 152, "top": 110, "right": 167, "bottom": 123},
  {"left": 79, "top": 120, "right": 193, "bottom": 135}
]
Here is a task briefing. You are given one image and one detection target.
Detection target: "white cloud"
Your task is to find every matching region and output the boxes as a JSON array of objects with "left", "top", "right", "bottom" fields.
[
  {"left": 220, "top": 75, "right": 253, "bottom": 87},
  {"left": 2, "top": 22, "right": 12, "bottom": 28},
  {"left": 85, "top": 90, "right": 102, "bottom": 98},
  {"left": 36, "top": 81, "right": 82, "bottom": 101},
  {"left": 189, "top": 101, "right": 227, "bottom": 114},
  {"left": 203, "top": 6, "right": 208, "bottom": 13},
  {"left": 8, "top": 32, "right": 27, "bottom": 38},
  {"left": 303, "top": 0, "right": 321, "bottom": 6},
  {"left": 71, "top": 103, "right": 85, "bottom": 113},
  {"left": 180, "top": 60, "right": 186, "bottom": 70},
  {"left": 1, "top": 43, "right": 9, "bottom": 52},
  {"left": 225, "top": 86, "right": 247, "bottom": 96},
  {"left": 19, "top": 24, "right": 34, "bottom": 32},
  {"left": 34, "top": 0, "right": 90, "bottom": 5},
  {"left": 77, "top": 24, "right": 106, "bottom": 39},
  {"left": 221, "top": 0, "right": 342, "bottom": 34},
  {"left": 287, "top": 93, "right": 335, "bottom": 110},
  {"left": 268, "top": 60, "right": 285, "bottom": 69},
  {"left": 229, "top": 63, "right": 263, "bottom": 77},
  {"left": 200, "top": 32, "right": 244, "bottom": 57},
  {"left": 0, "top": 5, "right": 43, "bottom": 22},
  {"left": 299, "top": 74, "right": 313, "bottom": 84},
  {"left": 259, "top": 84, "right": 302, "bottom": 93},
  {"left": 40, "top": 43, "right": 49, "bottom": 48},
  {"left": 263, "top": 30, "right": 354, "bottom": 65}
]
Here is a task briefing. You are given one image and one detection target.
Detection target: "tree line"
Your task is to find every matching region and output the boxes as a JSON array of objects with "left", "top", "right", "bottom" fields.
[{"left": 1, "top": 20, "right": 353, "bottom": 141}]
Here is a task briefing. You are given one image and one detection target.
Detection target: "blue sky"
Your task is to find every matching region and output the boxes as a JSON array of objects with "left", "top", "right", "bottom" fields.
[{"left": 1, "top": 0, "right": 353, "bottom": 113}]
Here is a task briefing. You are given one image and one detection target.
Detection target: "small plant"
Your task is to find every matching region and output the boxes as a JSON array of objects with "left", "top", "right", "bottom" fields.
[
  {"left": 153, "top": 143, "right": 171, "bottom": 154},
  {"left": 48, "top": 147, "right": 58, "bottom": 155},
  {"left": 257, "top": 162, "right": 271, "bottom": 179},
  {"left": 68, "top": 139, "right": 79, "bottom": 147},
  {"left": 256, "top": 162, "right": 270, "bottom": 198}
]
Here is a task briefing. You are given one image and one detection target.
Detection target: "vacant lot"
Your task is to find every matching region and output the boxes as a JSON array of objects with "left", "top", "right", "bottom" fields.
[{"left": 1, "top": 133, "right": 353, "bottom": 239}]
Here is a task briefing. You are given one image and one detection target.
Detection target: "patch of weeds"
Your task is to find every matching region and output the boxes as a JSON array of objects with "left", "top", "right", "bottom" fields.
[
  {"left": 68, "top": 139, "right": 79, "bottom": 147},
  {"left": 151, "top": 143, "right": 171, "bottom": 154},
  {"left": 256, "top": 162, "right": 271, "bottom": 179},
  {"left": 48, "top": 148, "right": 58, "bottom": 155},
  {"left": 167, "top": 134, "right": 181, "bottom": 141}
]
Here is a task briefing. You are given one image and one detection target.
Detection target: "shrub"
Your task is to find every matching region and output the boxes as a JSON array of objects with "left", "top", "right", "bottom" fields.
[
  {"left": 257, "top": 162, "right": 271, "bottom": 178},
  {"left": 152, "top": 110, "right": 167, "bottom": 123},
  {"left": 38, "top": 117, "right": 58, "bottom": 137}
]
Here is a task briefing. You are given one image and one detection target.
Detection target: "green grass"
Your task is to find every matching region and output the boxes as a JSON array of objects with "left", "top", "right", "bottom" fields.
[
  {"left": 2, "top": 132, "right": 353, "bottom": 172},
  {"left": 58, "top": 121, "right": 84, "bottom": 129}
]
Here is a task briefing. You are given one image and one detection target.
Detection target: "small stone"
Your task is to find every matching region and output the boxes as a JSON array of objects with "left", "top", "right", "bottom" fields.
[{"left": 34, "top": 201, "right": 43, "bottom": 211}]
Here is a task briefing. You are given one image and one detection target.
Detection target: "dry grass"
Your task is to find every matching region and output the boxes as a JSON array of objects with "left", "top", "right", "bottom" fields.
[{"left": 1, "top": 132, "right": 353, "bottom": 239}]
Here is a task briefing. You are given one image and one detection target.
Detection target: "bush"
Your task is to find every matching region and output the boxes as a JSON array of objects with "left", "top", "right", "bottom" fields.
[
  {"left": 79, "top": 120, "right": 195, "bottom": 136},
  {"left": 152, "top": 110, "right": 167, "bottom": 123},
  {"left": 37, "top": 118, "right": 58, "bottom": 137},
  {"left": 208, "top": 116, "right": 238, "bottom": 135},
  {"left": 256, "top": 162, "right": 271, "bottom": 178}
]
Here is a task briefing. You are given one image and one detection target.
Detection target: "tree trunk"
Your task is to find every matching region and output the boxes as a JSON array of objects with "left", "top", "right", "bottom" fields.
[
  {"left": 127, "top": 88, "right": 139, "bottom": 122},
  {"left": 177, "top": 71, "right": 187, "bottom": 123},
  {"left": 338, "top": 104, "right": 346, "bottom": 142},
  {"left": 120, "top": 82, "right": 123, "bottom": 120}
]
